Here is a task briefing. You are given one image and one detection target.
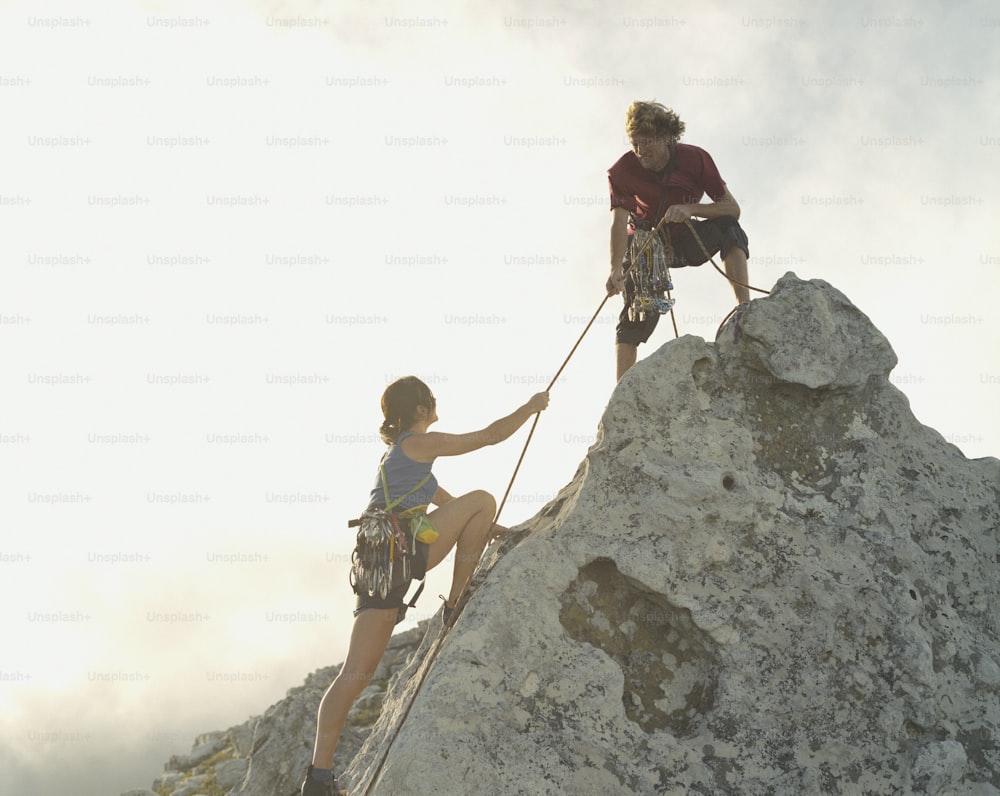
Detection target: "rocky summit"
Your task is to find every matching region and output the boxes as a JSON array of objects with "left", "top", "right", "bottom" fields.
[{"left": 138, "top": 274, "right": 1000, "bottom": 795}]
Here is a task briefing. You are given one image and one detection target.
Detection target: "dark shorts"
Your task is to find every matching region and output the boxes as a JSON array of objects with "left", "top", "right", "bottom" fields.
[
  {"left": 353, "top": 540, "right": 429, "bottom": 624},
  {"left": 616, "top": 215, "right": 750, "bottom": 346}
]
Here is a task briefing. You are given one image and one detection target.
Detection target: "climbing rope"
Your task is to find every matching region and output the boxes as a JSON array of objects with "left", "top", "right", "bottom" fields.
[
  {"left": 360, "top": 254, "right": 629, "bottom": 794},
  {"left": 679, "top": 219, "right": 772, "bottom": 338},
  {"left": 359, "top": 217, "right": 769, "bottom": 794},
  {"left": 490, "top": 220, "right": 771, "bottom": 536}
]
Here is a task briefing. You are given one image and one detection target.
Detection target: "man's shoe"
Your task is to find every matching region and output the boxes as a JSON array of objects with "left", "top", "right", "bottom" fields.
[{"left": 301, "top": 765, "right": 344, "bottom": 796}]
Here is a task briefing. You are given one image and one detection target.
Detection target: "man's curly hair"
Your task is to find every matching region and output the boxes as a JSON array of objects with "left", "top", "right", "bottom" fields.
[{"left": 625, "top": 101, "right": 685, "bottom": 141}]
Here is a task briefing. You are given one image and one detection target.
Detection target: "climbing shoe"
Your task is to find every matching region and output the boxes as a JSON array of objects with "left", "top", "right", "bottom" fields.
[
  {"left": 301, "top": 765, "right": 344, "bottom": 796},
  {"left": 440, "top": 595, "right": 457, "bottom": 628}
]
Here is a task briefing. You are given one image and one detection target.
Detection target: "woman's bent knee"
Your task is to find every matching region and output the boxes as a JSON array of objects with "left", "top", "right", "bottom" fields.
[{"left": 470, "top": 489, "right": 496, "bottom": 512}]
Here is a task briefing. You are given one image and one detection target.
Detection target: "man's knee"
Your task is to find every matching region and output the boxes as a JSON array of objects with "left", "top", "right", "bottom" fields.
[
  {"left": 617, "top": 342, "right": 639, "bottom": 362},
  {"left": 721, "top": 241, "right": 748, "bottom": 261},
  {"left": 718, "top": 218, "right": 749, "bottom": 261}
]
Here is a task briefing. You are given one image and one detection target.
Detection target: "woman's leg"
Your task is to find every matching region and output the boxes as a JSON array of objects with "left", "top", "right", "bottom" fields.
[
  {"left": 311, "top": 607, "right": 397, "bottom": 769},
  {"left": 425, "top": 490, "right": 496, "bottom": 607}
]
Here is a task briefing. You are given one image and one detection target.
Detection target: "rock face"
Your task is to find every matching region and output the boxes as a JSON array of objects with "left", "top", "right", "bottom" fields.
[{"left": 339, "top": 274, "right": 1000, "bottom": 795}]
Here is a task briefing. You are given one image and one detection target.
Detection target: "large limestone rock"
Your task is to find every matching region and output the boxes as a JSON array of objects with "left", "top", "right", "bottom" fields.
[{"left": 340, "top": 274, "right": 1000, "bottom": 795}]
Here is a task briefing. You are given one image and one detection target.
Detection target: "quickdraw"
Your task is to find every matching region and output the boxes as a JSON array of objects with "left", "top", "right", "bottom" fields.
[
  {"left": 627, "top": 228, "right": 676, "bottom": 322},
  {"left": 349, "top": 507, "right": 400, "bottom": 600}
]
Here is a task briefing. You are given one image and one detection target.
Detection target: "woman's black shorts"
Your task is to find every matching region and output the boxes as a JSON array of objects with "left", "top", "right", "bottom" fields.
[{"left": 353, "top": 540, "right": 429, "bottom": 624}]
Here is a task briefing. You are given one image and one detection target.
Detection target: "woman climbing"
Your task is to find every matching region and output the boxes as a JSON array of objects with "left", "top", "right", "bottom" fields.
[{"left": 301, "top": 375, "right": 550, "bottom": 795}]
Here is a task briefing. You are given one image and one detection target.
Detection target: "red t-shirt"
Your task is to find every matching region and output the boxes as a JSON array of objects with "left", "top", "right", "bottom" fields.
[{"left": 607, "top": 143, "right": 727, "bottom": 229}]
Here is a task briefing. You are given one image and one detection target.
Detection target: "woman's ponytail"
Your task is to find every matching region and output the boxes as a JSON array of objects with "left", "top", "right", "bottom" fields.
[
  {"left": 378, "top": 376, "right": 435, "bottom": 445},
  {"left": 379, "top": 418, "right": 401, "bottom": 445}
]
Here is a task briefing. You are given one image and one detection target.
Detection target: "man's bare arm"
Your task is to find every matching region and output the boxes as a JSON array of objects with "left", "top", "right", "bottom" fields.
[
  {"left": 662, "top": 186, "right": 741, "bottom": 223},
  {"left": 606, "top": 207, "right": 630, "bottom": 295}
]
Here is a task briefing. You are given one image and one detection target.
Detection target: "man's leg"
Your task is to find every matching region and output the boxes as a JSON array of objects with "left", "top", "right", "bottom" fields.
[
  {"left": 723, "top": 245, "right": 751, "bottom": 304},
  {"left": 616, "top": 342, "right": 638, "bottom": 382}
]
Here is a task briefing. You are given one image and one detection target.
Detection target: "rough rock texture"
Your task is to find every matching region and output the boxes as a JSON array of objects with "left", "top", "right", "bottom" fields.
[
  {"left": 130, "top": 625, "right": 425, "bottom": 796},
  {"left": 338, "top": 274, "right": 1000, "bottom": 795}
]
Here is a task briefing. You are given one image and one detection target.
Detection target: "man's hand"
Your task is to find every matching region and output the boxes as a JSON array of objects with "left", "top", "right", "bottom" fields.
[
  {"left": 606, "top": 265, "right": 625, "bottom": 296},
  {"left": 662, "top": 203, "right": 695, "bottom": 223}
]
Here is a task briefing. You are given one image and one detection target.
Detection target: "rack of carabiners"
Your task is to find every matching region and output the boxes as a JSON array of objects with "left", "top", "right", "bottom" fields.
[
  {"left": 627, "top": 227, "right": 676, "bottom": 322},
  {"left": 351, "top": 509, "right": 412, "bottom": 599}
]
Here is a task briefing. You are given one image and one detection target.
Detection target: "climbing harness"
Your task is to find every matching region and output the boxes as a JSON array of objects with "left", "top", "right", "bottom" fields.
[
  {"left": 358, "top": 217, "right": 771, "bottom": 795},
  {"left": 348, "top": 465, "right": 430, "bottom": 600}
]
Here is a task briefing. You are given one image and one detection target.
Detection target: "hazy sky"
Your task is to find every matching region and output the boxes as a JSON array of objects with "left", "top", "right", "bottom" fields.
[{"left": 2, "top": 1, "right": 998, "bottom": 794}]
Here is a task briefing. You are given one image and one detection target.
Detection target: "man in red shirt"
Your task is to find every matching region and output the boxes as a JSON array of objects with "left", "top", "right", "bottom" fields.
[{"left": 606, "top": 101, "right": 751, "bottom": 380}]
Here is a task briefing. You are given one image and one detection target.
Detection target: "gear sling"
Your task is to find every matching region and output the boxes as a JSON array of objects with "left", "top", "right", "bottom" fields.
[{"left": 626, "top": 141, "right": 677, "bottom": 323}]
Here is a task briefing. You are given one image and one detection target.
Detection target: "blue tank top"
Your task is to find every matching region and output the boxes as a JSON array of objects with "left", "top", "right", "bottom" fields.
[{"left": 366, "top": 432, "right": 438, "bottom": 512}]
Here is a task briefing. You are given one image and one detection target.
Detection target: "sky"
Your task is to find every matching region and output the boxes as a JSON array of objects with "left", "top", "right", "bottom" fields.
[{"left": 1, "top": 1, "right": 998, "bottom": 794}]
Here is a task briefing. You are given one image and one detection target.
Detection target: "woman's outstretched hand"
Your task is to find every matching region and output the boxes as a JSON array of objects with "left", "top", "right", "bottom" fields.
[{"left": 527, "top": 391, "right": 550, "bottom": 414}]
